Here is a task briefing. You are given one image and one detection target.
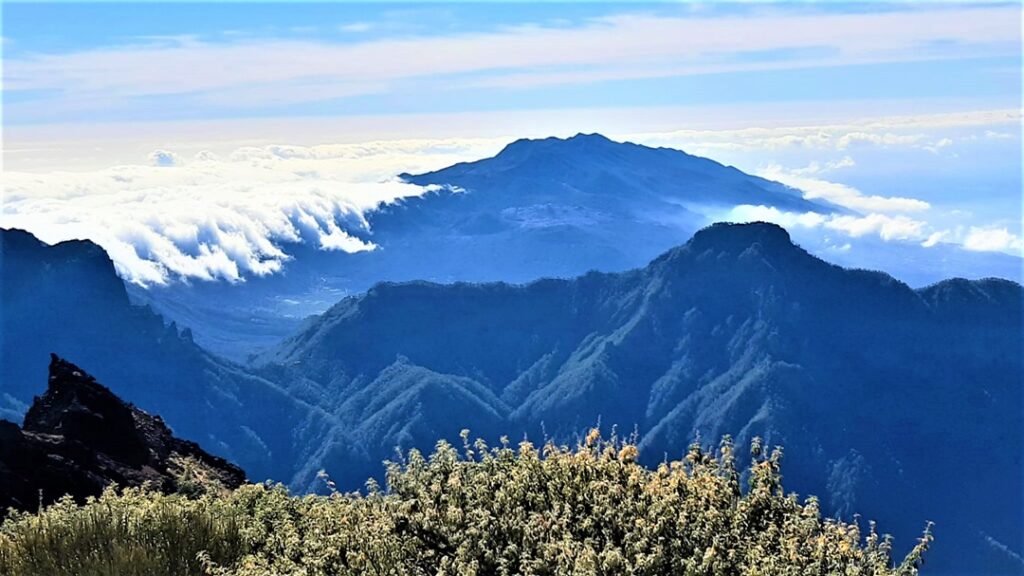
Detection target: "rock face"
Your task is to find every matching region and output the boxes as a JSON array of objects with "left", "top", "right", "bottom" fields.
[{"left": 0, "top": 355, "right": 246, "bottom": 513}]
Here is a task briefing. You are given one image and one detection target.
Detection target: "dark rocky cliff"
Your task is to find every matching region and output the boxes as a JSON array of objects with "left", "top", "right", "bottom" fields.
[{"left": 0, "top": 355, "right": 246, "bottom": 513}]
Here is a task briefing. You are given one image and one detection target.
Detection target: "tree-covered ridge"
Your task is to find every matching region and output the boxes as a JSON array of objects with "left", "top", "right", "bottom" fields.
[{"left": 0, "top": 432, "right": 931, "bottom": 576}]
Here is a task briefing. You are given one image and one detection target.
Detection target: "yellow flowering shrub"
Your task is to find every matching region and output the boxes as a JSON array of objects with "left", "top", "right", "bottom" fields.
[{"left": 0, "top": 431, "right": 932, "bottom": 576}]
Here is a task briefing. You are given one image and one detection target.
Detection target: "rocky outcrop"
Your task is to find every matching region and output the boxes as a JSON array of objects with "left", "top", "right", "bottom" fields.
[{"left": 0, "top": 355, "right": 245, "bottom": 513}]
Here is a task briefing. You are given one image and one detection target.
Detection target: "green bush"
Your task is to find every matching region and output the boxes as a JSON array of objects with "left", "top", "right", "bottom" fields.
[{"left": 0, "top": 432, "right": 932, "bottom": 576}]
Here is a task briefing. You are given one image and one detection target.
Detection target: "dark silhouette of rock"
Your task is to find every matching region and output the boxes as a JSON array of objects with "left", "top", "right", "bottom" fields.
[{"left": 0, "top": 355, "right": 245, "bottom": 513}]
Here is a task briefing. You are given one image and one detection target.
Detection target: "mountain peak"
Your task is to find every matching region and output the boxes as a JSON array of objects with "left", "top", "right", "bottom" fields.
[
  {"left": 685, "top": 221, "right": 795, "bottom": 255},
  {"left": 25, "top": 355, "right": 150, "bottom": 460},
  {"left": 46, "top": 352, "right": 99, "bottom": 389},
  {"left": 2, "top": 227, "right": 129, "bottom": 307},
  {"left": 566, "top": 132, "right": 615, "bottom": 144},
  {"left": 401, "top": 134, "right": 828, "bottom": 215},
  {"left": 1, "top": 227, "right": 107, "bottom": 258},
  {"left": 645, "top": 222, "right": 808, "bottom": 278},
  {"left": 1, "top": 227, "right": 48, "bottom": 251},
  {"left": 496, "top": 132, "right": 619, "bottom": 159}
]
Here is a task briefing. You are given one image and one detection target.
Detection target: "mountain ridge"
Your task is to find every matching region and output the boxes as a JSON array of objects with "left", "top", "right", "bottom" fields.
[
  {"left": 400, "top": 134, "right": 836, "bottom": 214},
  {"left": 125, "top": 133, "right": 1020, "bottom": 358},
  {"left": 3, "top": 222, "right": 1022, "bottom": 573},
  {"left": 0, "top": 227, "right": 333, "bottom": 485},
  {"left": 257, "top": 221, "right": 1022, "bottom": 573}
]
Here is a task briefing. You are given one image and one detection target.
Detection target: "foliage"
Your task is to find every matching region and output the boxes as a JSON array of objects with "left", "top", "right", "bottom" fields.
[
  {"left": 0, "top": 488, "right": 245, "bottom": 576},
  {"left": 0, "top": 432, "right": 932, "bottom": 576}
]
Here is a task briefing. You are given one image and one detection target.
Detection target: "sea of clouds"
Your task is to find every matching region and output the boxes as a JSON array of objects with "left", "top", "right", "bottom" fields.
[
  {"left": 3, "top": 112, "right": 1020, "bottom": 286},
  {"left": 2, "top": 139, "right": 505, "bottom": 285}
]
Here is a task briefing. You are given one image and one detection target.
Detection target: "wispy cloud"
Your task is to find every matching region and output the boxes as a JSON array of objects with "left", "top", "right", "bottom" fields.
[
  {"left": 632, "top": 109, "right": 1019, "bottom": 154},
  {"left": 338, "top": 22, "right": 373, "bottom": 33},
  {"left": 790, "top": 156, "right": 856, "bottom": 176},
  {"left": 4, "top": 5, "right": 1019, "bottom": 118},
  {"left": 724, "top": 205, "right": 1022, "bottom": 257},
  {"left": 757, "top": 163, "right": 931, "bottom": 213},
  {"left": 725, "top": 205, "right": 928, "bottom": 243}
]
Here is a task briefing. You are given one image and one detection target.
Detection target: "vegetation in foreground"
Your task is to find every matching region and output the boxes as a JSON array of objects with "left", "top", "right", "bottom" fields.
[{"left": 0, "top": 431, "right": 931, "bottom": 576}]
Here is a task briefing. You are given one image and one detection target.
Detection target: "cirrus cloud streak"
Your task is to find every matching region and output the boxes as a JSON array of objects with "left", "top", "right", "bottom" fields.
[{"left": 4, "top": 5, "right": 1020, "bottom": 120}]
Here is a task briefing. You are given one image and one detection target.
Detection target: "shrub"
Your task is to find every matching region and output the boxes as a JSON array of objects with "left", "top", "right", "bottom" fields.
[
  {"left": 0, "top": 432, "right": 932, "bottom": 576},
  {"left": 0, "top": 488, "right": 245, "bottom": 576}
]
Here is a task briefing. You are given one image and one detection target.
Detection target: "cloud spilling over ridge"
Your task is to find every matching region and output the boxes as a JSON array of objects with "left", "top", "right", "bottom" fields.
[
  {"left": 756, "top": 162, "right": 931, "bottom": 213},
  {"left": 3, "top": 123, "right": 1018, "bottom": 286},
  {"left": 1, "top": 140, "right": 501, "bottom": 285},
  {"left": 725, "top": 205, "right": 1023, "bottom": 255}
]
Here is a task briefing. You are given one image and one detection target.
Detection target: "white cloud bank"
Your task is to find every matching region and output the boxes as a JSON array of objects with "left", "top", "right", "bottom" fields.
[
  {"left": 3, "top": 113, "right": 1019, "bottom": 286},
  {"left": 757, "top": 162, "right": 931, "bottom": 213},
  {"left": 964, "top": 227, "right": 1024, "bottom": 253},
  {"left": 1, "top": 139, "right": 502, "bottom": 285},
  {"left": 725, "top": 205, "right": 1022, "bottom": 256}
]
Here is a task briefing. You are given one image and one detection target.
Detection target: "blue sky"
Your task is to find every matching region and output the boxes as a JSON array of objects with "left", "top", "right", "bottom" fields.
[
  {"left": 2, "top": 2, "right": 1022, "bottom": 284},
  {"left": 4, "top": 3, "right": 1021, "bottom": 124}
]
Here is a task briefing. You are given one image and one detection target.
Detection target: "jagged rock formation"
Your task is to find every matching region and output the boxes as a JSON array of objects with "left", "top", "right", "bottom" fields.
[{"left": 0, "top": 355, "right": 246, "bottom": 513}]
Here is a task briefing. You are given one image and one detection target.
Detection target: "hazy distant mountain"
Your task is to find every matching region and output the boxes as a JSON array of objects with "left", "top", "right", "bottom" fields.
[
  {"left": 401, "top": 132, "right": 834, "bottom": 211},
  {"left": 134, "top": 134, "right": 836, "bottom": 359},
  {"left": 133, "top": 134, "right": 1021, "bottom": 360},
  {"left": 261, "top": 222, "right": 1023, "bottom": 574}
]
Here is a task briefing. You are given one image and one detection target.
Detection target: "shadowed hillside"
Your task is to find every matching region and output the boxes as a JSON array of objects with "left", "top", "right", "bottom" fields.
[
  {"left": 261, "top": 222, "right": 1023, "bottom": 574},
  {"left": 3, "top": 222, "right": 1021, "bottom": 573},
  {"left": 0, "top": 228, "right": 325, "bottom": 483}
]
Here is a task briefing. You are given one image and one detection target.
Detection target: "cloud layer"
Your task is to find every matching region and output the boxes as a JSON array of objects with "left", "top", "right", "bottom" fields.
[
  {"left": 725, "top": 205, "right": 1023, "bottom": 256},
  {"left": 632, "top": 109, "right": 1020, "bottom": 155},
  {"left": 2, "top": 140, "right": 501, "bottom": 285},
  {"left": 757, "top": 162, "right": 931, "bottom": 214},
  {"left": 3, "top": 112, "right": 1019, "bottom": 286}
]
